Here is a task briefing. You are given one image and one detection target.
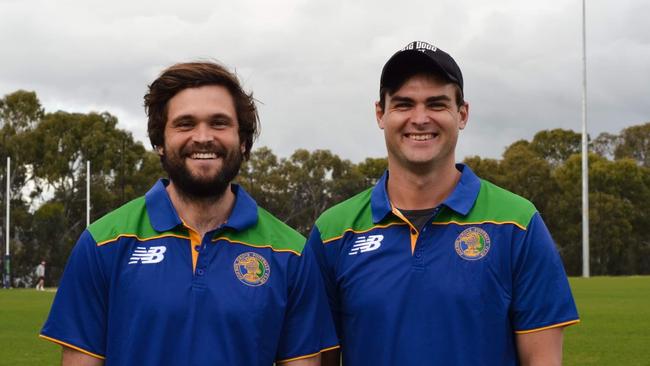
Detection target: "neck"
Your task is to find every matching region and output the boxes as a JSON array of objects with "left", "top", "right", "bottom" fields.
[
  {"left": 386, "top": 160, "right": 460, "bottom": 210},
  {"left": 166, "top": 182, "right": 236, "bottom": 237}
]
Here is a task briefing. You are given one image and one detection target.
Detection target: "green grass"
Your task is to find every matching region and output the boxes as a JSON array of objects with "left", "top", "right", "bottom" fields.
[
  {"left": 0, "top": 289, "right": 58, "bottom": 365},
  {"left": 1, "top": 277, "right": 649, "bottom": 365},
  {"left": 565, "top": 276, "right": 650, "bottom": 366}
]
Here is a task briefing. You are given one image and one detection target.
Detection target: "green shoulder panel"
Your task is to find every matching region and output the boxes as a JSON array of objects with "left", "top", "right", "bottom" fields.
[
  {"left": 435, "top": 179, "right": 538, "bottom": 229},
  {"left": 88, "top": 196, "right": 164, "bottom": 245},
  {"left": 315, "top": 188, "right": 376, "bottom": 243},
  {"left": 214, "top": 207, "right": 306, "bottom": 255}
]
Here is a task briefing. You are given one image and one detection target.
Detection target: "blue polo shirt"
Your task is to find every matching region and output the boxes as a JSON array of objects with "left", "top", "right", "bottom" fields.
[
  {"left": 41, "top": 179, "right": 338, "bottom": 365},
  {"left": 309, "top": 164, "right": 579, "bottom": 366}
]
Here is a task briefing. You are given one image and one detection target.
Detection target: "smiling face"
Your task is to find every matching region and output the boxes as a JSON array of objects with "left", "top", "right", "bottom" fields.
[
  {"left": 160, "top": 85, "right": 244, "bottom": 200},
  {"left": 376, "top": 74, "right": 468, "bottom": 174}
]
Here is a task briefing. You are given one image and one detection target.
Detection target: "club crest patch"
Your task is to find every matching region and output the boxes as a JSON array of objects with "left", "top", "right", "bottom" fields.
[
  {"left": 454, "top": 227, "right": 491, "bottom": 260},
  {"left": 234, "top": 252, "right": 270, "bottom": 286}
]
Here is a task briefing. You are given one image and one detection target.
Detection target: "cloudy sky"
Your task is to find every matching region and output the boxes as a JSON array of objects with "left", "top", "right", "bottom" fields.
[{"left": 1, "top": 0, "right": 648, "bottom": 162}]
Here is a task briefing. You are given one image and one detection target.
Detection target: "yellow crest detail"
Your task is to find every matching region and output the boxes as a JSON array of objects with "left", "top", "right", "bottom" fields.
[
  {"left": 454, "top": 227, "right": 491, "bottom": 260},
  {"left": 234, "top": 252, "right": 270, "bottom": 286}
]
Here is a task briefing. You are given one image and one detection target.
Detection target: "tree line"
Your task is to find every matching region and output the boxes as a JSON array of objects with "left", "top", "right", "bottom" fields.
[{"left": 1, "top": 90, "right": 649, "bottom": 286}]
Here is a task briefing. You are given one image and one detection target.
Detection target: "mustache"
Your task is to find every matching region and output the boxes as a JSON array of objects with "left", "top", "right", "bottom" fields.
[{"left": 181, "top": 142, "right": 228, "bottom": 157}]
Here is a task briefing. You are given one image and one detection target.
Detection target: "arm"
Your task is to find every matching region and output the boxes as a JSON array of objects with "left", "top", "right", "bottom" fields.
[
  {"left": 40, "top": 231, "right": 109, "bottom": 363},
  {"left": 308, "top": 228, "right": 342, "bottom": 366},
  {"left": 515, "top": 327, "right": 563, "bottom": 366},
  {"left": 510, "top": 214, "right": 579, "bottom": 366},
  {"left": 283, "top": 354, "right": 321, "bottom": 366},
  {"left": 321, "top": 348, "right": 341, "bottom": 366},
  {"left": 274, "top": 238, "right": 338, "bottom": 365},
  {"left": 62, "top": 347, "right": 104, "bottom": 366}
]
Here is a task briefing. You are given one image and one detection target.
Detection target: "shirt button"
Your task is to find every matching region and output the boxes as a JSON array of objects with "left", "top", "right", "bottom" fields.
[
  {"left": 415, "top": 252, "right": 422, "bottom": 258},
  {"left": 197, "top": 268, "right": 205, "bottom": 276},
  {"left": 410, "top": 228, "right": 417, "bottom": 235}
]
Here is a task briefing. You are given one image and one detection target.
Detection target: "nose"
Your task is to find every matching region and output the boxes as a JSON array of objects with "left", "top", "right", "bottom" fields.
[
  {"left": 410, "top": 104, "right": 431, "bottom": 125},
  {"left": 192, "top": 122, "right": 213, "bottom": 143}
]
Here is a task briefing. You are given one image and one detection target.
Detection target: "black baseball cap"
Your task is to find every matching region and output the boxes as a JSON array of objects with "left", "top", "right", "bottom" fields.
[{"left": 380, "top": 41, "right": 463, "bottom": 92}]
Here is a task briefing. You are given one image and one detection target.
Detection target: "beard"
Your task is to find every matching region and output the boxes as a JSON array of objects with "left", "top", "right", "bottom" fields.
[{"left": 161, "top": 141, "right": 243, "bottom": 201}]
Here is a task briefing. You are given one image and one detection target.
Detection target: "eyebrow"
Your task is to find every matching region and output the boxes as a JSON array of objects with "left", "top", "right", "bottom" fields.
[
  {"left": 390, "top": 95, "right": 452, "bottom": 104},
  {"left": 170, "top": 113, "right": 233, "bottom": 125},
  {"left": 425, "top": 95, "right": 452, "bottom": 103}
]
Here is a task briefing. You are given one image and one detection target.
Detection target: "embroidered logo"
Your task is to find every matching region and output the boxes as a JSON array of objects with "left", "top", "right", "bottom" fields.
[
  {"left": 128, "top": 246, "right": 167, "bottom": 264},
  {"left": 234, "top": 252, "right": 270, "bottom": 286},
  {"left": 454, "top": 227, "right": 491, "bottom": 260},
  {"left": 349, "top": 235, "right": 384, "bottom": 255}
]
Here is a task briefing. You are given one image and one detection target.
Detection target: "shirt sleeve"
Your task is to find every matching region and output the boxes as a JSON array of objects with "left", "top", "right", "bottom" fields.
[
  {"left": 39, "top": 230, "right": 108, "bottom": 359},
  {"left": 511, "top": 212, "right": 580, "bottom": 333},
  {"left": 275, "top": 235, "right": 339, "bottom": 363},
  {"left": 307, "top": 226, "right": 343, "bottom": 342}
]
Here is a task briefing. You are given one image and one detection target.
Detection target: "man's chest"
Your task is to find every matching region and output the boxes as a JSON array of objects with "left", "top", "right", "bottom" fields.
[
  {"left": 335, "top": 224, "right": 517, "bottom": 317},
  {"left": 106, "top": 237, "right": 289, "bottom": 322}
]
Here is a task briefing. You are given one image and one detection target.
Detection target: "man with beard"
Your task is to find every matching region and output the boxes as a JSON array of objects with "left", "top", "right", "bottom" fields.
[{"left": 40, "top": 62, "right": 338, "bottom": 366}]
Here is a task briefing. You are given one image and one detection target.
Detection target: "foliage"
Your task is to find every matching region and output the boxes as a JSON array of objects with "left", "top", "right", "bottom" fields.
[
  {"left": 0, "top": 91, "right": 164, "bottom": 286},
  {"left": 465, "top": 122, "right": 650, "bottom": 275},
  {"left": 239, "top": 148, "right": 384, "bottom": 235}
]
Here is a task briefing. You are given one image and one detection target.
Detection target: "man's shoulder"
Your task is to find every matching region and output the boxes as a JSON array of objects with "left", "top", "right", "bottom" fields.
[
  {"left": 315, "top": 187, "right": 374, "bottom": 243},
  {"left": 87, "top": 196, "right": 152, "bottom": 246},
  {"left": 460, "top": 178, "right": 538, "bottom": 230},
  {"left": 221, "top": 206, "right": 307, "bottom": 256}
]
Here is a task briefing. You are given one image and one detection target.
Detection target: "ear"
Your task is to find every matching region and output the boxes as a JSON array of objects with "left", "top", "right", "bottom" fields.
[
  {"left": 240, "top": 142, "right": 246, "bottom": 155},
  {"left": 458, "top": 102, "right": 469, "bottom": 130},
  {"left": 375, "top": 101, "right": 386, "bottom": 130},
  {"left": 156, "top": 146, "right": 164, "bottom": 156}
]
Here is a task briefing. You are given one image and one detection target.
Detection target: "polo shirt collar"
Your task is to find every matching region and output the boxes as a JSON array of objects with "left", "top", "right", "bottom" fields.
[
  {"left": 222, "top": 185, "right": 259, "bottom": 230},
  {"left": 145, "top": 179, "right": 259, "bottom": 232},
  {"left": 370, "top": 163, "right": 481, "bottom": 224}
]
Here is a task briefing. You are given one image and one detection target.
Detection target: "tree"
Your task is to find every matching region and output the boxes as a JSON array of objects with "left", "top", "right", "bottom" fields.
[
  {"left": 278, "top": 149, "right": 360, "bottom": 235},
  {"left": 0, "top": 91, "right": 43, "bottom": 286},
  {"left": 355, "top": 157, "right": 388, "bottom": 187},
  {"left": 591, "top": 132, "right": 619, "bottom": 159},
  {"left": 553, "top": 154, "right": 650, "bottom": 275},
  {"left": 0, "top": 90, "right": 44, "bottom": 132},
  {"left": 11, "top": 105, "right": 163, "bottom": 285},
  {"left": 463, "top": 156, "right": 503, "bottom": 186},
  {"left": 499, "top": 141, "right": 558, "bottom": 216},
  {"left": 529, "top": 129, "right": 581, "bottom": 167},
  {"left": 239, "top": 148, "right": 379, "bottom": 235},
  {"left": 238, "top": 147, "right": 286, "bottom": 219},
  {"left": 614, "top": 122, "right": 650, "bottom": 167}
]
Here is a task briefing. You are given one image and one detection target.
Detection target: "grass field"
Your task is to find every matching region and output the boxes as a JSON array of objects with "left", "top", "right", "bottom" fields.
[
  {"left": 0, "top": 277, "right": 649, "bottom": 365},
  {"left": 564, "top": 276, "right": 650, "bottom": 365}
]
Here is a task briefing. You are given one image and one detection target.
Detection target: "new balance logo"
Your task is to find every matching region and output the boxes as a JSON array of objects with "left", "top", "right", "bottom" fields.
[
  {"left": 128, "top": 246, "right": 167, "bottom": 264},
  {"left": 349, "top": 235, "right": 383, "bottom": 255}
]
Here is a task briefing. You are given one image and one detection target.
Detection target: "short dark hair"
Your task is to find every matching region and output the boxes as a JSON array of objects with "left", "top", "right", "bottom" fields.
[
  {"left": 378, "top": 68, "right": 464, "bottom": 112},
  {"left": 144, "top": 61, "right": 260, "bottom": 160}
]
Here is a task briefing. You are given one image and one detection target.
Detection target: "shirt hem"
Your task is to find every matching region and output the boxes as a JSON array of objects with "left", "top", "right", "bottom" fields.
[
  {"left": 39, "top": 334, "right": 106, "bottom": 360},
  {"left": 276, "top": 344, "right": 340, "bottom": 363},
  {"left": 514, "top": 319, "right": 580, "bottom": 334}
]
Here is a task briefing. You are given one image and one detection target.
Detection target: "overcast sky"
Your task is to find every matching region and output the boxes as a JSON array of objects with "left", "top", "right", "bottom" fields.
[{"left": 1, "top": 0, "right": 648, "bottom": 162}]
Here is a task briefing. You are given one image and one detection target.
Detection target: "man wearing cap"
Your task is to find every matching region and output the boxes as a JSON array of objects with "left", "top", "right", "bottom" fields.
[
  {"left": 40, "top": 61, "right": 338, "bottom": 366},
  {"left": 312, "top": 41, "right": 579, "bottom": 366}
]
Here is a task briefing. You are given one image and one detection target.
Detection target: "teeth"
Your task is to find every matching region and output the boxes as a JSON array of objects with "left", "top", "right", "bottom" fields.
[
  {"left": 191, "top": 152, "right": 217, "bottom": 159},
  {"left": 408, "top": 133, "right": 435, "bottom": 141}
]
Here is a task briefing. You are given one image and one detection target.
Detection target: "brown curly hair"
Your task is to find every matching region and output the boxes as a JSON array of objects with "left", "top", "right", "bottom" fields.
[{"left": 144, "top": 61, "right": 260, "bottom": 160}]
